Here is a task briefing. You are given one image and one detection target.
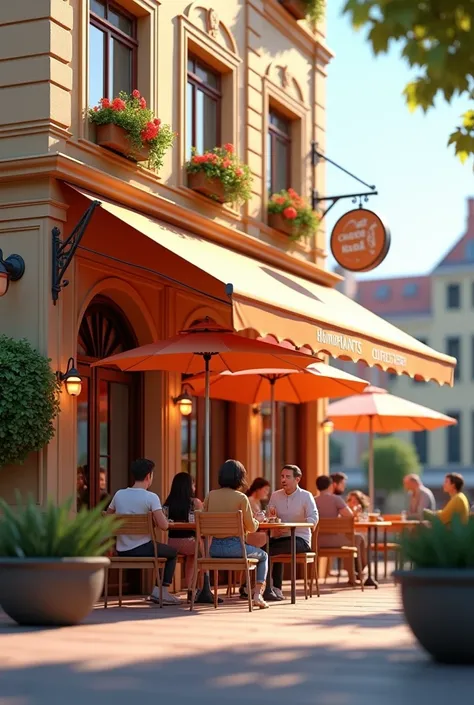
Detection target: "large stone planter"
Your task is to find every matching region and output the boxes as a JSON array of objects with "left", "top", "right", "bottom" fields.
[
  {"left": 188, "top": 171, "right": 228, "bottom": 203},
  {"left": 395, "top": 569, "right": 474, "bottom": 664},
  {"left": 0, "top": 557, "right": 110, "bottom": 627},
  {"left": 96, "top": 123, "right": 150, "bottom": 162},
  {"left": 268, "top": 212, "right": 296, "bottom": 237},
  {"left": 279, "top": 0, "right": 307, "bottom": 21}
]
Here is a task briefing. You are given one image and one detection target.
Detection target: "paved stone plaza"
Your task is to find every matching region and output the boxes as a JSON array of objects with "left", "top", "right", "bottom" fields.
[{"left": 0, "top": 581, "right": 472, "bottom": 705}]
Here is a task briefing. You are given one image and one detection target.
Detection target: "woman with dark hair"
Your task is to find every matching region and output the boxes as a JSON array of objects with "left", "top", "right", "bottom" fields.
[
  {"left": 203, "top": 459, "right": 269, "bottom": 609},
  {"left": 165, "top": 472, "right": 203, "bottom": 601}
]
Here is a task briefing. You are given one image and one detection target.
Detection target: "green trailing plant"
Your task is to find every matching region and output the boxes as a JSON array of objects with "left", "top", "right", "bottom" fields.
[
  {"left": 0, "top": 336, "right": 61, "bottom": 468},
  {"left": 88, "top": 90, "right": 175, "bottom": 171},
  {"left": 185, "top": 144, "right": 253, "bottom": 204},
  {"left": 361, "top": 436, "right": 420, "bottom": 493},
  {"left": 302, "top": 0, "right": 325, "bottom": 23},
  {"left": 401, "top": 515, "right": 474, "bottom": 569},
  {"left": 268, "top": 188, "right": 320, "bottom": 240},
  {"left": 0, "top": 494, "right": 121, "bottom": 558}
]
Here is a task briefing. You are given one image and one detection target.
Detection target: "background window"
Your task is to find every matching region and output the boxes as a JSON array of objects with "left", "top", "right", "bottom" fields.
[
  {"left": 446, "top": 283, "right": 461, "bottom": 309},
  {"left": 374, "top": 284, "right": 391, "bottom": 301},
  {"left": 89, "top": 0, "right": 137, "bottom": 107},
  {"left": 403, "top": 282, "right": 418, "bottom": 298},
  {"left": 267, "top": 109, "right": 292, "bottom": 194},
  {"left": 446, "top": 411, "right": 461, "bottom": 464},
  {"left": 412, "top": 430, "right": 428, "bottom": 464},
  {"left": 187, "top": 56, "right": 221, "bottom": 160},
  {"left": 465, "top": 241, "right": 474, "bottom": 262},
  {"left": 446, "top": 336, "right": 461, "bottom": 381}
]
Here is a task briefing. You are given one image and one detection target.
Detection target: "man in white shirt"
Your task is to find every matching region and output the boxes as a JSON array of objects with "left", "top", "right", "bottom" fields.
[
  {"left": 266, "top": 464, "right": 318, "bottom": 600},
  {"left": 107, "top": 458, "right": 180, "bottom": 605}
]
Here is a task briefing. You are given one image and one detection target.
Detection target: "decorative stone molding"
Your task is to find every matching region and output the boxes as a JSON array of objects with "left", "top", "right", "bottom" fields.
[
  {"left": 265, "top": 62, "right": 305, "bottom": 103},
  {"left": 185, "top": 2, "right": 239, "bottom": 55}
]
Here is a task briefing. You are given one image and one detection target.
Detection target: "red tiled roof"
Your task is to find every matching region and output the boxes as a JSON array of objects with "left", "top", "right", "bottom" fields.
[{"left": 357, "top": 276, "right": 431, "bottom": 315}]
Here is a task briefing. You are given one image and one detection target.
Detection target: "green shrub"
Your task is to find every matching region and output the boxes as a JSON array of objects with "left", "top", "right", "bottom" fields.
[
  {"left": 303, "top": 0, "right": 325, "bottom": 23},
  {"left": 361, "top": 436, "right": 420, "bottom": 493},
  {"left": 401, "top": 515, "right": 474, "bottom": 569},
  {"left": 0, "top": 336, "right": 61, "bottom": 468},
  {"left": 0, "top": 495, "right": 121, "bottom": 558}
]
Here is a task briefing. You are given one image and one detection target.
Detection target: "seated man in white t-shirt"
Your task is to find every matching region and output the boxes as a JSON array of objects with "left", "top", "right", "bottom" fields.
[{"left": 107, "top": 458, "right": 180, "bottom": 605}]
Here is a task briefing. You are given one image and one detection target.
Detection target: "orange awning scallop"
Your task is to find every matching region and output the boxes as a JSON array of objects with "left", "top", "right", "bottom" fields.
[{"left": 69, "top": 186, "right": 456, "bottom": 387}]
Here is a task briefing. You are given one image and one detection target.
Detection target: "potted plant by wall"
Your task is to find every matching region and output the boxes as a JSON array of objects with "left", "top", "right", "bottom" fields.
[
  {"left": 0, "top": 336, "right": 61, "bottom": 469},
  {"left": 268, "top": 189, "right": 320, "bottom": 241},
  {"left": 0, "top": 495, "right": 119, "bottom": 627},
  {"left": 88, "top": 90, "right": 175, "bottom": 170},
  {"left": 185, "top": 144, "right": 253, "bottom": 205},
  {"left": 279, "top": 0, "right": 325, "bottom": 22},
  {"left": 395, "top": 516, "right": 474, "bottom": 664}
]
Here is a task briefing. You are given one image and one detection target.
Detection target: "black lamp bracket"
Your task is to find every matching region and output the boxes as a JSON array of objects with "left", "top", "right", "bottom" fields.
[
  {"left": 52, "top": 200, "right": 100, "bottom": 304},
  {"left": 0, "top": 250, "right": 25, "bottom": 281},
  {"left": 311, "top": 142, "right": 378, "bottom": 220}
]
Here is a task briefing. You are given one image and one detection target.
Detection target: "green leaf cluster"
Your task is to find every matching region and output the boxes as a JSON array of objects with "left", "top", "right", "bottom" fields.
[
  {"left": 361, "top": 436, "right": 420, "bottom": 492},
  {"left": 185, "top": 146, "right": 253, "bottom": 205},
  {"left": 0, "top": 494, "right": 121, "bottom": 558},
  {"left": 0, "top": 336, "right": 61, "bottom": 468},
  {"left": 343, "top": 0, "right": 474, "bottom": 165},
  {"left": 302, "top": 0, "right": 326, "bottom": 23},
  {"left": 268, "top": 189, "right": 321, "bottom": 241},
  {"left": 402, "top": 515, "right": 474, "bottom": 568},
  {"left": 88, "top": 91, "right": 175, "bottom": 171}
]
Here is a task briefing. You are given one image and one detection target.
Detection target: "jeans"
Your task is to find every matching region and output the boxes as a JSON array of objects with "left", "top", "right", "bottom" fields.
[
  {"left": 269, "top": 536, "right": 311, "bottom": 590},
  {"left": 117, "top": 540, "right": 177, "bottom": 587},
  {"left": 210, "top": 537, "right": 268, "bottom": 584}
]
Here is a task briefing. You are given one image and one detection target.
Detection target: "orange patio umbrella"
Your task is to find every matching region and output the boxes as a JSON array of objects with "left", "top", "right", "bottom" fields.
[
  {"left": 188, "top": 362, "right": 369, "bottom": 488},
  {"left": 326, "top": 386, "right": 457, "bottom": 509},
  {"left": 93, "top": 318, "right": 317, "bottom": 495}
]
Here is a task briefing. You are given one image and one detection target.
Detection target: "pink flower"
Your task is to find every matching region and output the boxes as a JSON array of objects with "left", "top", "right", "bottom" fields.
[
  {"left": 235, "top": 168, "right": 243, "bottom": 177},
  {"left": 224, "top": 143, "right": 234, "bottom": 154},
  {"left": 100, "top": 98, "right": 111, "bottom": 108},
  {"left": 139, "top": 97, "right": 147, "bottom": 109},
  {"left": 112, "top": 97, "right": 126, "bottom": 111},
  {"left": 275, "top": 196, "right": 286, "bottom": 205},
  {"left": 222, "top": 159, "right": 231, "bottom": 168},
  {"left": 132, "top": 89, "right": 141, "bottom": 98},
  {"left": 283, "top": 206, "right": 297, "bottom": 220}
]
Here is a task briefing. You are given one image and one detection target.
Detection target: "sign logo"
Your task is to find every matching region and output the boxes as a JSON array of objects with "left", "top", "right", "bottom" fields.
[{"left": 330, "top": 209, "right": 390, "bottom": 272}]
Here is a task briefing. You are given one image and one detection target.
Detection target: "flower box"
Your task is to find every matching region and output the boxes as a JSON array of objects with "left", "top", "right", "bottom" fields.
[
  {"left": 268, "top": 212, "right": 296, "bottom": 237},
  {"left": 188, "top": 171, "right": 228, "bottom": 203},
  {"left": 279, "top": 0, "right": 307, "bottom": 21},
  {"left": 96, "top": 123, "right": 150, "bottom": 162}
]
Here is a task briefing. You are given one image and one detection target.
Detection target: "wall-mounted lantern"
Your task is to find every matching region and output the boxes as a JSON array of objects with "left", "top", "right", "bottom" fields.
[
  {"left": 0, "top": 250, "right": 25, "bottom": 297},
  {"left": 58, "top": 357, "right": 83, "bottom": 397}
]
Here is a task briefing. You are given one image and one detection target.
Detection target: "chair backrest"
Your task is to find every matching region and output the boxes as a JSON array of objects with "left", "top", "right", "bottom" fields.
[
  {"left": 195, "top": 511, "right": 246, "bottom": 557},
  {"left": 318, "top": 517, "right": 355, "bottom": 541},
  {"left": 311, "top": 522, "right": 320, "bottom": 552}
]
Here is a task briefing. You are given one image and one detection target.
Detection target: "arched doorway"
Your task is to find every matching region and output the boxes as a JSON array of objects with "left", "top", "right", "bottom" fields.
[{"left": 76, "top": 296, "right": 142, "bottom": 510}]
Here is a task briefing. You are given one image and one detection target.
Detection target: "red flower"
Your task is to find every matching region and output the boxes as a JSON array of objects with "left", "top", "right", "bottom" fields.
[
  {"left": 283, "top": 206, "right": 297, "bottom": 220},
  {"left": 154, "top": 118, "right": 161, "bottom": 126},
  {"left": 224, "top": 143, "right": 234, "bottom": 154},
  {"left": 112, "top": 97, "right": 126, "bottom": 111},
  {"left": 132, "top": 89, "right": 141, "bottom": 98},
  {"left": 222, "top": 159, "right": 231, "bottom": 168},
  {"left": 288, "top": 188, "right": 298, "bottom": 198},
  {"left": 275, "top": 196, "right": 286, "bottom": 205},
  {"left": 93, "top": 106, "right": 99, "bottom": 112},
  {"left": 139, "top": 97, "right": 147, "bottom": 109},
  {"left": 235, "top": 168, "right": 243, "bottom": 177},
  {"left": 100, "top": 98, "right": 111, "bottom": 108}
]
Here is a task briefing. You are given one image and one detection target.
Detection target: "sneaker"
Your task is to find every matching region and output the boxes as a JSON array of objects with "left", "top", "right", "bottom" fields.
[
  {"left": 253, "top": 594, "right": 270, "bottom": 609},
  {"left": 273, "top": 588, "right": 285, "bottom": 600},
  {"left": 149, "top": 587, "right": 181, "bottom": 605},
  {"left": 239, "top": 586, "right": 248, "bottom": 600}
]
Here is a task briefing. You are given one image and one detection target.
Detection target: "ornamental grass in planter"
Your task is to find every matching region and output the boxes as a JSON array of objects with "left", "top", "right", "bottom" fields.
[
  {"left": 186, "top": 144, "right": 252, "bottom": 205},
  {"left": 395, "top": 515, "right": 474, "bottom": 664},
  {"left": 268, "top": 189, "right": 320, "bottom": 241},
  {"left": 0, "top": 495, "right": 120, "bottom": 627},
  {"left": 88, "top": 90, "right": 175, "bottom": 170}
]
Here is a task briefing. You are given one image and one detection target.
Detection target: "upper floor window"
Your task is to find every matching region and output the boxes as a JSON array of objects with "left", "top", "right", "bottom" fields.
[
  {"left": 186, "top": 56, "right": 221, "bottom": 160},
  {"left": 465, "top": 240, "right": 474, "bottom": 262},
  {"left": 446, "top": 411, "right": 461, "bottom": 464},
  {"left": 446, "top": 336, "right": 461, "bottom": 381},
  {"left": 403, "top": 282, "right": 418, "bottom": 298},
  {"left": 89, "top": 0, "right": 137, "bottom": 107},
  {"left": 374, "top": 284, "right": 391, "bottom": 301},
  {"left": 412, "top": 430, "right": 428, "bottom": 465},
  {"left": 267, "top": 109, "right": 292, "bottom": 194},
  {"left": 446, "top": 283, "right": 461, "bottom": 310}
]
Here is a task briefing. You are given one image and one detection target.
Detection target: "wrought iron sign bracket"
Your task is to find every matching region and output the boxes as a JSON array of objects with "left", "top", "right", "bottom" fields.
[
  {"left": 311, "top": 142, "right": 377, "bottom": 220},
  {"left": 52, "top": 200, "right": 101, "bottom": 304}
]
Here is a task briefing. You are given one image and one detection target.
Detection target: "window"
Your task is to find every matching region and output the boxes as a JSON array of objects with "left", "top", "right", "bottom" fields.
[
  {"left": 89, "top": 0, "right": 137, "bottom": 107},
  {"left": 403, "top": 282, "right": 418, "bottom": 298},
  {"left": 446, "top": 336, "right": 461, "bottom": 381},
  {"left": 186, "top": 56, "right": 221, "bottom": 160},
  {"left": 375, "top": 284, "right": 391, "bottom": 301},
  {"left": 471, "top": 281, "right": 474, "bottom": 308},
  {"left": 446, "top": 411, "right": 461, "bottom": 464},
  {"left": 267, "top": 109, "right": 292, "bottom": 193},
  {"left": 472, "top": 336, "right": 474, "bottom": 380},
  {"left": 446, "top": 283, "right": 461, "bottom": 309},
  {"left": 471, "top": 411, "right": 474, "bottom": 464},
  {"left": 412, "top": 431, "right": 428, "bottom": 464},
  {"left": 465, "top": 241, "right": 474, "bottom": 262}
]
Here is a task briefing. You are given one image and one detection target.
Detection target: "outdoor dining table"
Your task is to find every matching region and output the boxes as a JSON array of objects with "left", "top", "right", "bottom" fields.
[
  {"left": 354, "top": 520, "right": 392, "bottom": 588},
  {"left": 168, "top": 521, "right": 313, "bottom": 605}
]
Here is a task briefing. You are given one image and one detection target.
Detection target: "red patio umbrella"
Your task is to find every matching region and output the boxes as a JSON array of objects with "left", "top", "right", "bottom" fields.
[{"left": 326, "top": 386, "right": 458, "bottom": 509}]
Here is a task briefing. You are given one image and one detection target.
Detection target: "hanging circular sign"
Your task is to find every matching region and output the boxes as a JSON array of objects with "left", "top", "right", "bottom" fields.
[{"left": 330, "top": 208, "right": 391, "bottom": 272}]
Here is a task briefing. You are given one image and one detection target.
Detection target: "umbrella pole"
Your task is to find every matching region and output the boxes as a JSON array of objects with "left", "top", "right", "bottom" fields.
[
  {"left": 369, "top": 416, "right": 375, "bottom": 512},
  {"left": 196, "top": 352, "right": 214, "bottom": 604},
  {"left": 270, "top": 380, "right": 276, "bottom": 490}
]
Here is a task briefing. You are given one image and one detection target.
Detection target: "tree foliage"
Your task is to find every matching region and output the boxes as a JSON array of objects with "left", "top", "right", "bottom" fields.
[
  {"left": 343, "top": 1, "right": 474, "bottom": 164},
  {"left": 361, "top": 436, "right": 420, "bottom": 492}
]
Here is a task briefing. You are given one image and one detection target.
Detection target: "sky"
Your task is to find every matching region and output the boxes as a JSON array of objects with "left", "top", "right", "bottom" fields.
[{"left": 325, "top": 2, "right": 473, "bottom": 280}]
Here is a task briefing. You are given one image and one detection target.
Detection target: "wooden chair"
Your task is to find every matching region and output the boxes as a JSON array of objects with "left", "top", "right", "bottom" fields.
[
  {"left": 373, "top": 514, "right": 402, "bottom": 577},
  {"left": 190, "top": 511, "right": 258, "bottom": 612},
  {"left": 269, "top": 525, "right": 320, "bottom": 599},
  {"left": 317, "top": 517, "right": 364, "bottom": 591},
  {"left": 104, "top": 513, "right": 166, "bottom": 608}
]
